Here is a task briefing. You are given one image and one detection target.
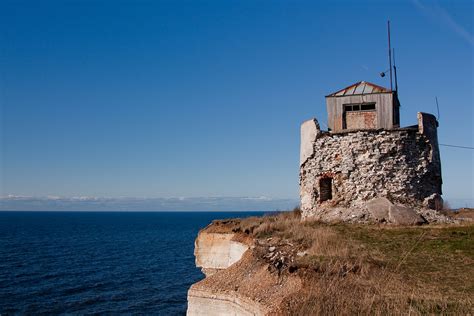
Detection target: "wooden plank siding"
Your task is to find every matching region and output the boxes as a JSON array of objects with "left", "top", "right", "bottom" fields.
[{"left": 325, "top": 92, "right": 397, "bottom": 132}]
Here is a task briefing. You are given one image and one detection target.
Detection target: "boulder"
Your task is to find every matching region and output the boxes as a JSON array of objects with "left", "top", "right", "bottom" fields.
[
  {"left": 389, "top": 205, "right": 426, "bottom": 225},
  {"left": 366, "top": 197, "right": 392, "bottom": 222}
]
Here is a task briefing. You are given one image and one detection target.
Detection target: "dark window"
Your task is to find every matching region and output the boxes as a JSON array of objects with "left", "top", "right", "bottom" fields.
[
  {"left": 361, "top": 103, "right": 376, "bottom": 111},
  {"left": 319, "top": 178, "right": 332, "bottom": 202},
  {"left": 344, "top": 103, "right": 376, "bottom": 112}
]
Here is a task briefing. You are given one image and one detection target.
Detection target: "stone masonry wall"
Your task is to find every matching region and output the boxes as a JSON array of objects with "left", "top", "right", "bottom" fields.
[{"left": 300, "top": 113, "right": 442, "bottom": 219}]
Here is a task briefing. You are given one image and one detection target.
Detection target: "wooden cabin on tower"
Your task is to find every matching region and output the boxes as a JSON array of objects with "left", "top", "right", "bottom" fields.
[{"left": 325, "top": 81, "right": 400, "bottom": 132}]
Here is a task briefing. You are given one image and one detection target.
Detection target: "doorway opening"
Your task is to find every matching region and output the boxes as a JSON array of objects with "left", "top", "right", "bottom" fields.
[{"left": 320, "top": 178, "right": 333, "bottom": 202}]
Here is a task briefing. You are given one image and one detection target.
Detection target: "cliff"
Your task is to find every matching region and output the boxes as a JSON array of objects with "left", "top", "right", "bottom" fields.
[
  {"left": 194, "top": 230, "right": 250, "bottom": 277},
  {"left": 187, "top": 210, "right": 473, "bottom": 315},
  {"left": 187, "top": 219, "right": 302, "bottom": 315}
]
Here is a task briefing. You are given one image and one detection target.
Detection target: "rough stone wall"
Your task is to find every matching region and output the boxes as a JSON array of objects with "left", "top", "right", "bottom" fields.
[{"left": 300, "top": 112, "right": 442, "bottom": 219}]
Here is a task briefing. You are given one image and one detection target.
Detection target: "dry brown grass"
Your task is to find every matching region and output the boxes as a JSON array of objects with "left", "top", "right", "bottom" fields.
[
  {"left": 441, "top": 207, "right": 474, "bottom": 221},
  {"left": 227, "top": 209, "right": 473, "bottom": 315}
]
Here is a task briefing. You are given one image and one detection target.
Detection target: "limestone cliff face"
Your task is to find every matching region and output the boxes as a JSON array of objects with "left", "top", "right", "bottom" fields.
[
  {"left": 187, "top": 230, "right": 265, "bottom": 315},
  {"left": 187, "top": 287, "right": 266, "bottom": 316},
  {"left": 187, "top": 225, "right": 301, "bottom": 316},
  {"left": 194, "top": 232, "right": 249, "bottom": 277}
]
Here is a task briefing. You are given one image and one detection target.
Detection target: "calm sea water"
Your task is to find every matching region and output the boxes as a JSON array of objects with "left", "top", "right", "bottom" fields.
[{"left": 0, "top": 211, "right": 263, "bottom": 315}]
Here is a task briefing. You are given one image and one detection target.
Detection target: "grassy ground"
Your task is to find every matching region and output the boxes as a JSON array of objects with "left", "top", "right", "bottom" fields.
[{"left": 228, "top": 209, "right": 474, "bottom": 315}]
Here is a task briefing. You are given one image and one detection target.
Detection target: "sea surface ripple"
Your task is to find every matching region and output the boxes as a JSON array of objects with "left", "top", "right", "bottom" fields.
[{"left": 0, "top": 211, "right": 262, "bottom": 315}]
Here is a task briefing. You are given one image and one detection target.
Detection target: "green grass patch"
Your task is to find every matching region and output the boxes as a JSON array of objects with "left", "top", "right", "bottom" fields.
[{"left": 334, "top": 224, "right": 474, "bottom": 295}]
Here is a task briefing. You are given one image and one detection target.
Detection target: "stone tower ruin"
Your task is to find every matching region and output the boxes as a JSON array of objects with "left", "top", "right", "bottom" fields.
[{"left": 299, "top": 81, "right": 443, "bottom": 222}]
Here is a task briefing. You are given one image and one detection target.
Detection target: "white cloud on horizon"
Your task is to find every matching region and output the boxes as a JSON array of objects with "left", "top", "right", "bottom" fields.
[
  {"left": 1, "top": 195, "right": 472, "bottom": 211},
  {"left": 0, "top": 195, "right": 300, "bottom": 212}
]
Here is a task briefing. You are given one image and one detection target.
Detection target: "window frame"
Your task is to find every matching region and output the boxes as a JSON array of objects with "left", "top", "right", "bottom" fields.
[{"left": 344, "top": 102, "right": 376, "bottom": 112}]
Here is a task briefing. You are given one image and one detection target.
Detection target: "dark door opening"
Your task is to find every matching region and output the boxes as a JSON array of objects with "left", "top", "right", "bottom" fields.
[{"left": 320, "top": 178, "right": 333, "bottom": 202}]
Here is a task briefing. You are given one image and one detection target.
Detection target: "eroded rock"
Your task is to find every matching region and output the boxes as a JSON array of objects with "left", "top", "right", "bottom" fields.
[
  {"left": 194, "top": 232, "right": 249, "bottom": 276},
  {"left": 366, "top": 197, "right": 392, "bottom": 222},
  {"left": 389, "top": 205, "right": 426, "bottom": 225}
]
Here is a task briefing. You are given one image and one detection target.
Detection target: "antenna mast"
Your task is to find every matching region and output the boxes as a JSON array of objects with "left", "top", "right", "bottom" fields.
[
  {"left": 393, "top": 48, "right": 398, "bottom": 92},
  {"left": 435, "top": 97, "right": 440, "bottom": 120},
  {"left": 388, "top": 20, "right": 393, "bottom": 91}
]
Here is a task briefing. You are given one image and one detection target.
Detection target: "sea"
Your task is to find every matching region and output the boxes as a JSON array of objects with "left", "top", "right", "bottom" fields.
[{"left": 0, "top": 211, "right": 264, "bottom": 315}]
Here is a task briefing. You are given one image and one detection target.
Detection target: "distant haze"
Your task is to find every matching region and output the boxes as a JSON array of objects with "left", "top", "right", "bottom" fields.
[{"left": 0, "top": 195, "right": 299, "bottom": 212}]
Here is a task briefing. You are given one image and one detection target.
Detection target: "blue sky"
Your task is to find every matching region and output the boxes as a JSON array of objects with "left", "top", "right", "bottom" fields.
[{"left": 1, "top": 0, "right": 473, "bottom": 210}]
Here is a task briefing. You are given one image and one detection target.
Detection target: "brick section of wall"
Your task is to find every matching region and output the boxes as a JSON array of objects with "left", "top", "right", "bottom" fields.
[{"left": 345, "top": 111, "right": 377, "bottom": 129}]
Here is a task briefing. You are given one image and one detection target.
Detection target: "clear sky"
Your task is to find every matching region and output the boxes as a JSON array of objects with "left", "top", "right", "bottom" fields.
[{"left": 1, "top": 0, "right": 473, "bottom": 210}]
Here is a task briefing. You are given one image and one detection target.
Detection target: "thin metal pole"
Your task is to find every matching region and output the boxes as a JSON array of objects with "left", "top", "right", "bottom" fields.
[
  {"left": 435, "top": 97, "right": 440, "bottom": 120},
  {"left": 393, "top": 48, "right": 398, "bottom": 92},
  {"left": 388, "top": 21, "right": 393, "bottom": 91}
]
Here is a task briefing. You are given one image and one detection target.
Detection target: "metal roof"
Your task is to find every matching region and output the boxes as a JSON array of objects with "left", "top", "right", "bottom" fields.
[{"left": 326, "top": 81, "right": 391, "bottom": 97}]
